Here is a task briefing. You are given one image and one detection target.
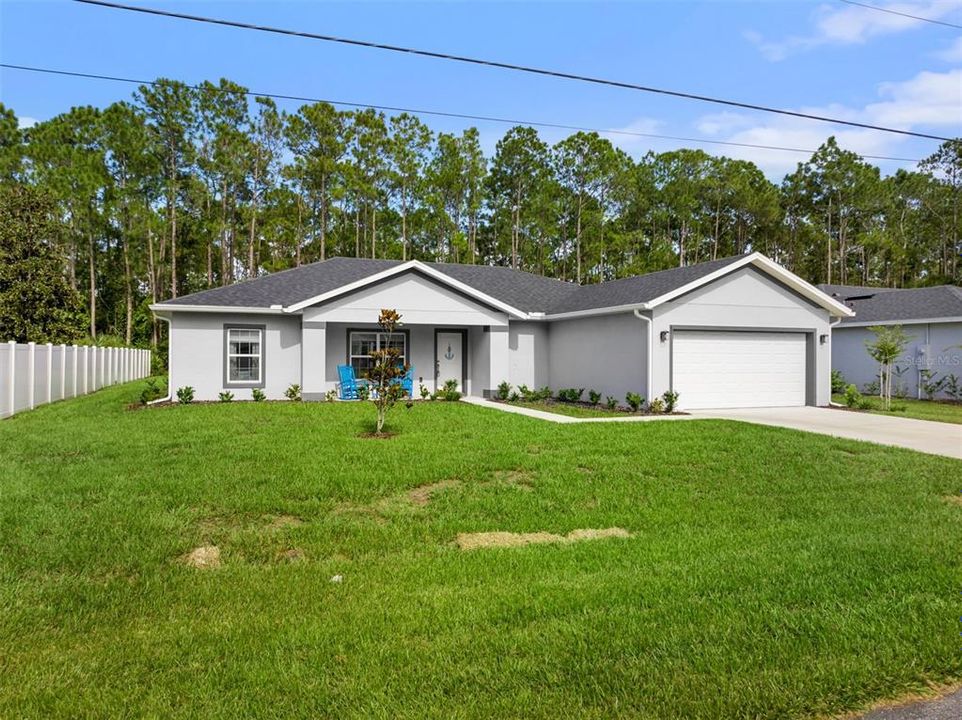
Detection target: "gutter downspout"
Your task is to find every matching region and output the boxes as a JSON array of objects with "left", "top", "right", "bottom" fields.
[
  {"left": 148, "top": 315, "right": 172, "bottom": 405},
  {"left": 633, "top": 309, "right": 653, "bottom": 401}
]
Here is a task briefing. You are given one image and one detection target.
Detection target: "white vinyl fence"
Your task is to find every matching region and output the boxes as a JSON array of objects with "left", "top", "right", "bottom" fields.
[{"left": 0, "top": 342, "right": 151, "bottom": 419}]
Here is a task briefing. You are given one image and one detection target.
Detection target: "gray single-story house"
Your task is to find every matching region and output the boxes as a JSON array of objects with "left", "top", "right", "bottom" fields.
[
  {"left": 150, "top": 252, "right": 853, "bottom": 410},
  {"left": 819, "top": 283, "right": 962, "bottom": 399}
]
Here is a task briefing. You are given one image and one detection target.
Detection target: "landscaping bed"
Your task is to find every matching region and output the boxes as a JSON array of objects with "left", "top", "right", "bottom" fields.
[{"left": 2, "top": 380, "right": 961, "bottom": 718}]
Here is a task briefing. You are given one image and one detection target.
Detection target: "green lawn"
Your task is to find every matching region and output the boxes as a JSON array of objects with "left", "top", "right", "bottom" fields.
[
  {"left": 2, "top": 382, "right": 961, "bottom": 719},
  {"left": 832, "top": 394, "right": 962, "bottom": 424}
]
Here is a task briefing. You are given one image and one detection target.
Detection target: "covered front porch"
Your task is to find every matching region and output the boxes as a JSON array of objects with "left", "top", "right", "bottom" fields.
[
  {"left": 294, "top": 269, "right": 520, "bottom": 401},
  {"left": 300, "top": 321, "right": 510, "bottom": 400}
]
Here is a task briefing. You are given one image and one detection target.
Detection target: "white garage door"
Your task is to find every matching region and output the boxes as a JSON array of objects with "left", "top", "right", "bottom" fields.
[{"left": 672, "top": 330, "right": 807, "bottom": 409}]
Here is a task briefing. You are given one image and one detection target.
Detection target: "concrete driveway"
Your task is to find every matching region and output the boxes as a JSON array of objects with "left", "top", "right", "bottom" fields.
[{"left": 692, "top": 406, "right": 962, "bottom": 460}]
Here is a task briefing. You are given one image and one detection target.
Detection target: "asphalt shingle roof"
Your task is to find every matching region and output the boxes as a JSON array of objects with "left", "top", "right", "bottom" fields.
[
  {"left": 817, "top": 283, "right": 962, "bottom": 324},
  {"left": 157, "top": 254, "right": 751, "bottom": 315}
]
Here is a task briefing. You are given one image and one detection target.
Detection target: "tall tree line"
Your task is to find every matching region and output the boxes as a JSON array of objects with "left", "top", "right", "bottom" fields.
[{"left": 0, "top": 78, "right": 959, "bottom": 351}]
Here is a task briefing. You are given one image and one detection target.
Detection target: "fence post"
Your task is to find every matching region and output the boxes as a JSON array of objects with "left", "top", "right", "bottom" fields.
[
  {"left": 27, "top": 341, "right": 35, "bottom": 410},
  {"left": 60, "top": 344, "right": 66, "bottom": 400},
  {"left": 72, "top": 345, "right": 78, "bottom": 398},
  {"left": 46, "top": 342, "right": 53, "bottom": 403},
  {"left": 6, "top": 341, "right": 15, "bottom": 418}
]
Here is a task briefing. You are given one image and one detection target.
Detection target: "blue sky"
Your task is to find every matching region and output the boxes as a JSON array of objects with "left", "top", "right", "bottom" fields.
[{"left": 1, "top": 0, "right": 960, "bottom": 179}]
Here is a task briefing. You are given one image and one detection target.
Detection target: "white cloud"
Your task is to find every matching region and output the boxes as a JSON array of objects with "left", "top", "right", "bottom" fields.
[
  {"left": 17, "top": 116, "right": 37, "bottom": 129},
  {"left": 603, "top": 68, "right": 961, "bottom": 179},
  {"left": 748, "top": 1, "right": 962, "bottom": 60},
  {"left": 936, "top": 36, "right": 962, "bottom": 62}
]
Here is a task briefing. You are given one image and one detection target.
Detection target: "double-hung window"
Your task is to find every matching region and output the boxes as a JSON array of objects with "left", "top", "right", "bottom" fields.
[
  {"left": 225, "top": 326, "right": 264, "bottom": 386},
  {"left": 349, "top": 331, "right": 406, "bottom": 377}
]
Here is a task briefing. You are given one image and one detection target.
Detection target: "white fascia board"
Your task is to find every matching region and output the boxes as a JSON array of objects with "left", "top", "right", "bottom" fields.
[
  {"left": 541, "top": 302, "right": 646, "bottom": 321},
  {"left": 282, "top": 260, "right": 531, "bottom": 319},
  {"left": 837, "top": 316, "right": 962, "bottom": 328},
  {"left": 148, "top": 304, "right": 289, "bottom": 315},
  {"left": 639, "top": 253, "right": 856, "bottom": 318}
]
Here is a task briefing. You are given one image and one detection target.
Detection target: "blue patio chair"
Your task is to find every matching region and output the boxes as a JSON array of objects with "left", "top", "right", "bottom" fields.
[
  {"left": 400, "top": 366, "right": 414, "bottom": 397},
  {"left": 337, "top": 364, "right": 359, "bottom": 400}
]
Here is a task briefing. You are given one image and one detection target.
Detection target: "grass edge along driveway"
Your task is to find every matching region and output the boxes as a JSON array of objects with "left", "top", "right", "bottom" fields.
[{"left": 1, "top": 381, "right": 961, "bottom": 719}]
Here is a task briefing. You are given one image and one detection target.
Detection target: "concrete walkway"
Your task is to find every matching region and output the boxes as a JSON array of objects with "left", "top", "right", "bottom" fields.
[
  {"left": 460, "top": 397, "right": 695, "bottom": 424},
  {"left": 853, "top": 686, "right": 962, "bottom": 720},
  {"left": 693, "top": 406, "right": 962, "bottom": 460}
]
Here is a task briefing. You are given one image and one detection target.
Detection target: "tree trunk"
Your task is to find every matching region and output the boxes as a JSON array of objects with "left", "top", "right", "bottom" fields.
[{"left": 87, "top": 231, "right": 96, "bottom": 340}]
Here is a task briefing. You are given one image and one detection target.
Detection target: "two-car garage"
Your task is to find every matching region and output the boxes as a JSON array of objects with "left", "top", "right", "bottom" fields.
[{"left": 671, "top": 330, "right": 809, "bottom": 410}]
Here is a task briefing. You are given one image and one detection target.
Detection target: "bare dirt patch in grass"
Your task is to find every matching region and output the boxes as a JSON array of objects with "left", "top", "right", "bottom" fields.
[
  {"left": 406, "top": 479, "right": 461, "bottom": 507},
  {"left": 491, "top": 469, "right": 535, "bottom": 489},
  {"left": 337, "top": 479, "right": 462, "bottom": 518},
  {"left": 267, "top": 514, "right": 304, "bottom": 529},
  {"left": 942, "top": 494, "right": 962, "bottom": 507},
  {"left": 276, "top": 548, "right": 306, "bottom": 563},
  {"left": 183, "top": 545, "right": 221, "bottom": 569},
  {"left": 456, "top": 527, "right": 632, "bottom": 551}
]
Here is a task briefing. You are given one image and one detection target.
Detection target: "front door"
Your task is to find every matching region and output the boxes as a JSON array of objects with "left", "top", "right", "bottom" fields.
[{"left": 436, "top": 331, "right": 464, "bottom": 393}]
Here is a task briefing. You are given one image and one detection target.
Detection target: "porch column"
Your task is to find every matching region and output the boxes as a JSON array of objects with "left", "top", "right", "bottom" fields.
[
  {"left": 487, "top": 326, "right": 510, "bottom": 398},
  {"left": 301, "top": 320, "right": 328, "bottom": 401}
]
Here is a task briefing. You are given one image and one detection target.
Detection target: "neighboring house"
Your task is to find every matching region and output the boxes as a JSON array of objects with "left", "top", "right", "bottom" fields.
[
  {"left": 150, "top": 252, "right": 853, "bottom": 410},
  {"left": 819, "top": 283, "right": 962, "bottom": 399}
]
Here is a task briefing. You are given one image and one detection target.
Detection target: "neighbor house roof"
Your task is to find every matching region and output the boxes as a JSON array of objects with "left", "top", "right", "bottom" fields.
[
  {"left": 818, "top": 283, "right": 962, "bottom": 326},
  {"left": 151, "top": 252, "right": 852, "bottom": 318}
]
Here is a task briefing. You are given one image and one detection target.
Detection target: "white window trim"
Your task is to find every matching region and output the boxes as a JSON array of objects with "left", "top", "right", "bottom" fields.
[{"left": 224, "top": 325, "right": 265, "bottom": 388}]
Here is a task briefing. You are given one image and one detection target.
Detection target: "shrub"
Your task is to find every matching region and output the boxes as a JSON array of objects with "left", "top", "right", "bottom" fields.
[
  {"left": 625, "top": 392, "right": 644, "bottom": 412},
  {"left": 945, "top": 374, "right": 962, "bottom": 401},
  {"left": 557, "top": 388, "right": 584, "bottom": 403},
  {"left": 517, "top": 384, "right": 534, "bottom": 401},
  {"left": 856, "top": 397, "right": 875, "bottom": 410},
  {"left": 661, "top": 390, "right": 679, "bottom": 413},
  {"left": 605, "top": 396, "right": 617, "bottom": 410},
  {"left": 325, "top": 389, "right": 337, "bottom": 402},
  {"left": 139, "top": 377, "right": 165, "bottom": 405},
  {"left": 648, "top": 397, "right": 664, "bottom": 414},
  {"left": 419, "top": 383, "right": 431, "bottom": 400},
  {"left": 176, "top": 386, "right": 194, "bottom": 405},
  {"left": 508, "top": 391, "right": 520, "bottom": 402},
  {"left": 218, "top": 391, "right": 234, "bottom": 403},
  {"left": 919, "top": 370, "right": 947, "bottom": 401},
  {"left": 439, "top": 379, "right": 461, "bottom": 401},
  {"left": 831, "top": 369, "right": 847, "bottom": 394},
  {"left": 497, "top": 381, "right": 512, "bottom": 401},
  {"left": 357, "top": 384, "right": 370, "bottom": 401},
  {"left": 284, "top": 383, "right": 301, "bottom": 401},
  {"left": 588, "top": 389, "right": 601, "bottom": 405},
  {"left": 252, "top": 388, "right": 266, "bottom": 402},
  {"left": 843, "top": 384, "right": 862, "bottom": 408},
  {"left": 535, "top": 386, "right": 552, "bottom": 401}
]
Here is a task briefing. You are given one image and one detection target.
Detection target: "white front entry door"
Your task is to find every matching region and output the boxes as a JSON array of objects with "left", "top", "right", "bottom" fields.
[
  {"left": 672, "top": 330, "right": 807, "bottom": 409},
  {"left": 436, "top": 332, "right": 464, "bottom": 392}
]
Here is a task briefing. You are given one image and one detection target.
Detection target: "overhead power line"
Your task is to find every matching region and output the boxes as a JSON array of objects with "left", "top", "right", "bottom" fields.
[
  {"left": 837, "top": 0, "right": 962, "bottom": 30},
  {"left": 0, "top": 63, "right": 925, "bottom": 163},
  {"left": 74, "top": 0, "right": 956, "bottom": 143}
]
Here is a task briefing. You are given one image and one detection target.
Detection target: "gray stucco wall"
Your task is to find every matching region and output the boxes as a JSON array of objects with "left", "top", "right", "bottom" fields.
[
  {"left": 508, "top": 321, "right": 550, "bottom": 390},
  {"left": 652, "top": 267, "right": 833, "bottom": 406},
  {"left": 548, "top": 312, "right": 649, "bottom": 402},
  {"left": 168, "top": 312, "right": 302, "bottom": 401},
  {"left": 832, "top": 321, "right": 962, "bottom": 399}
]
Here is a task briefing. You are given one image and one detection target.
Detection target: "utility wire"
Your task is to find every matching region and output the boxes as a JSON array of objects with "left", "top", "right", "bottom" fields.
[
  {"left": 0, "top": 63, "right": 925, "bottom": 163},
  {"left": 74, "top": 0, "right": 956, "bottom": 142},
  {"left": 838, "top": 0, "right": 962, "bottom": 30}
]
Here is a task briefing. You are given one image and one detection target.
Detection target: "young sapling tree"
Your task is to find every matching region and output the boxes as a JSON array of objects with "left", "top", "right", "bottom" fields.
[{"left": 366, "top": 308, "right": 410, "bottom": 435}]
